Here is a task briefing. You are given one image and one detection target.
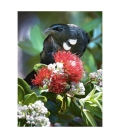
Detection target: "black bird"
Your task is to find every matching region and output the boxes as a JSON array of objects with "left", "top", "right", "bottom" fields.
[{"left": 24, "top": 23, "right": 90, "bottom": 85}]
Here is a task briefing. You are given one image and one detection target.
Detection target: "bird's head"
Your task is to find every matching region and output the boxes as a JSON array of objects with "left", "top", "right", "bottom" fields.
[{"left": 44, "top": 24, "right": 71, "bottom": 45}]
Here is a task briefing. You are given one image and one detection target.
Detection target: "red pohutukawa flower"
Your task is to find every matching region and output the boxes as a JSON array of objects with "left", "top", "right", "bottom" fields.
[
  {"left": 53, "top": 51, "right": 84, "bottom": 82},
  {"left": 31, "top": 67, "right": 52, "bottom": 87},
  {"left": 31, "top": 51, "right": 84, "bottom": 94},
  {"left": 49, "top": 73, "right": 68, "bottom": 94}
]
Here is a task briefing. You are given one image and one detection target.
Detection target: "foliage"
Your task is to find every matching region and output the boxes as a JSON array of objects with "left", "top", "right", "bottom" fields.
[{"left": 18, "top": 63, "right": 102, "bottom": 127}]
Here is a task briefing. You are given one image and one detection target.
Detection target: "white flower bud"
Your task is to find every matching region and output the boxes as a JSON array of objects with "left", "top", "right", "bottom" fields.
[
  {"left": 22, "top": 105, "right": 28, "bottom": 112},
  {"left": 26, "top": 121, "right": 30, "bottom": 124},
  {"left": 31, "top": 104, "right": 35, "bottom": 108},
  {"left": 30, "top": 116, "right": 34, "bottom": 121},
  {"left": 79, "top": 82, "right": 85, "bottom": 91},
  {"left": 28, "top": 105, "right": 34, "bottom": 111},
  {"left": 48, "top": 63, "right": 56, "bottom": 70},
  {"left": 21, "top": 114, "right": 25, "bottom": 118},
  {"left": 18, "top": 115, "right": 22, "bottom": 119},
  {"left": 31, "top": 121, "right": 35, "bottom": 125},
  {"left": 78, "top": 91, "right": 85, "bottom": 95},
  {"left": 18, "top": 104, "right": 22, "bottom": 111},
  {"left": 97, "top": 69, "right": 102, "bottom": 76},
  {"left": 89, "top": 72, "right": 97, "bottom": 79},
  {"left": 18, "top": 110, "right": 22, "bottom": 115},
  {"left": 56, "top": 62, "right": 63, "bottom": 69},
  {"left": 99, "top": 81, "right": 102, "bottom": 87},
  {"left": 18, "top": 100, "right": 51, "bottom": 127},
  {"left": 26, "top": 115, "right": 30, "bottom": 121}
]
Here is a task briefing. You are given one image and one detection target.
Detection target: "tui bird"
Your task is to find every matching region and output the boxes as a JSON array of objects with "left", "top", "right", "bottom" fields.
[{"left": 24, "top": 23, "right": 90, "bottom": 85}]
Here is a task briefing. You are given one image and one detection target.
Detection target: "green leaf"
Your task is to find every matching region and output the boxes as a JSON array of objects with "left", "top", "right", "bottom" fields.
[
  {"left": 71, "top": 98, "right": 82, "bottom": 117},
  {"left": 24, "top": 93, "right": 34, "bottom": 101},
  {"left": 24, "top": 92, "right": 38, "bottom": 105},
  {"left": 18, "top": 25, "right": 44, "bottom": 57},
  {"left": 33, "top": 63, "right": 47, "bottom": 71},
  {"left": 82, "top": 18, "right": 102, "bottom": 32},
  {"left": 57, "top": 114, "right": 74, "bottom": 123},
  {"left": 26, "top": 54, "right": 40, "bottom": 68},
  {"left": 18, "top": 40, "right": 39, "bottom": 56},
  {"left": 31, "top": 86, "right": 41, "bottom": 96},
  {"left": 18, "top": 85, "right": 25, "bottom": 102},
  {"left": 82, "top": 109, "right": 97, "bottom": 126},
  {"left": 56, "top": 95, "right": 63, "bottom": 103},
  {"left": 18, "top": 77, "right": 32, "bottom": 94},
  {"left": 92, "top": 92, "right": 102, "bottom": 99},
  {"left": 86, "top": 88, "right": 96, "bottom": 100},
  {"left": 45, "top": 101, "right": 60, "bottom": 114},
  {"left": 81, "top": 49, "right": 97, "bottom": 73},
  {"left": 94, "top": 98, "right": 102, "bottom": 111},
  {"left": 37, "top": 95, "right": 47, "bottom": 103},
  {"left": 66, "top": 96, "right": 71, "bottom": 108},
  {"left": 30, "top": 25, "right": 44, "bottom": 54},
  {"left": 85, "top": 101, "right": 102, "bottom": 119},
  {"left": 60, "top": 96, "right": 67, "bottom": 112},
  {"left": 79, "top": 98, "right": 85, "bottom": 109},
  {"left": 41, "top": 92, "right": 57, "bottom": 100},
  {"left": 49, "top": 114, "right": 58, "bottom": 123},
  {"left": 45, "top": 111, "right": 50, "bottom": 117}
]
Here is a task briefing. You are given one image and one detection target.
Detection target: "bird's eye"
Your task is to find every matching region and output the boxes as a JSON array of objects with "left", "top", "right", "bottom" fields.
[{"left": 57, "top": 27, "right": 63, "bottom": 31}]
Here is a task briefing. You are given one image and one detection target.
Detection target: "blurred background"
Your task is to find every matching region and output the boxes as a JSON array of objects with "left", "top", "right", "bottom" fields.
[{"left": 18, "top": 11, "right": 102, "bottom": 80}]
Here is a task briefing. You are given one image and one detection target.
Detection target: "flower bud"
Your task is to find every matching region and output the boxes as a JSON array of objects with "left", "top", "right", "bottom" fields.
[
  {"left": 89, "top": 72, "right": 97, "bottom": 79},
  {"left": 56, "top": 62, "right": 63, "bottom": 69}
]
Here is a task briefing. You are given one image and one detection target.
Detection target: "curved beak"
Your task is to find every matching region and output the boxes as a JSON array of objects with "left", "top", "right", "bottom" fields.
[{"left": 44, "top": 28, "right": 55, "bottom": 34}]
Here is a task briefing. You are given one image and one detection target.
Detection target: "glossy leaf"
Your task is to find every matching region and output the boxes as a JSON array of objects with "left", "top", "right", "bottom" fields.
[
  {"left": 24, "top": 92, "right": 38, "bottom": 105},
  {"left": 79, "top": 98, "right": 86, "bottom": 109},
  {"left": 18, "top": 85, "right": 25, "bottom": 102},
  {"left": 33, "top": 63, "right": 47, "bottom": 71},
  {"left": 81, "top": 49, "right": 97, "bottom": 73},
  {"left": 92, "top": 92, "right": 102, "bottom": 99},
  {"left": 18, "top": 39, "right": 39, "bottom": 56},
  {"left": 93, "top": 98, "right": 102, "bottom": 111},
  {"left": 57, "top": 114, "right": 74, "bottom": 123},
  {"left": 71, "top": 99, "right": 82, "bottom": 117},
  {"left": 49, "top": 114, "right": 58, "bottom": 123},
  {"left": 30, "top": 25, "right": 44, "bottom": 55},
  {"left": 56, "top": 95, "right": 63, "bottom": 103},
  {"left": 45, "top": 111, "right": 50, "bottom": 117},
  {"left": 60, "top": 96, "right": 67, "bottom": 112},
  {"left": 31, "top": 86, "right": 41, "bottom": 96},
  {"left": 66, "top": 96, "right": 71, "bottom": 108},
  {"left": 85, "top": 88, "right": 96, "bottom": 100},
  {"left": 85, "top": 101, "right": 102, "bottom": 119},
  {"left": 18, "top": 77, "right": 32, "bottom": 94},
  {"left": 37, "top": 95, "right": 47, "bottom": 103},
  {"left": 41, "top": 92, "right": 57, "bottom": 100},
  {"left": 45, "top": 101, "right": 60, "bottom": 114},
  {"left": 82, "top": 18, "right": 102, "bottom": 32},
  {"left": 82, "top": 109, "right": 97, "bottom": 126}
]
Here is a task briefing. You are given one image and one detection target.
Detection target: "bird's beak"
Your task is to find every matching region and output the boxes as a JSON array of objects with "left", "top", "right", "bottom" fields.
[{"left": 44, "top": 28, "right": 55, "bottom": 34}]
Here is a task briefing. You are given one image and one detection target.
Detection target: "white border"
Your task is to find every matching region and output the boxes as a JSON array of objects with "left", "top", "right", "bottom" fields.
[{"left": 1, "top": 0, "right": 120, "bottom": 138}]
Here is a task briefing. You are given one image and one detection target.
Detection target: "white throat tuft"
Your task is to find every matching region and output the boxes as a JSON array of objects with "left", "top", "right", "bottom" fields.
[
  {"left": 68, "top": 39, "right": 77, "bottom": 45},
  {"left": 63, "top": 42, "right": 71, "bottom": 50}
]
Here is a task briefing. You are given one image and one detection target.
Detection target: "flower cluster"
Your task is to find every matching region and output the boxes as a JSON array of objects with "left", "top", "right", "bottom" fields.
[
  {"left": 17, "top": 100, "right": 50, "bottom": 127},
  {"left": 67, "top": 82, "right": 85, "bottom": 97},
  {"left": 32, "top": 51, "right": 84, "bottom": 95},
  {"left": 89, "top": 69, "right": 102, "bottom": 88}
]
